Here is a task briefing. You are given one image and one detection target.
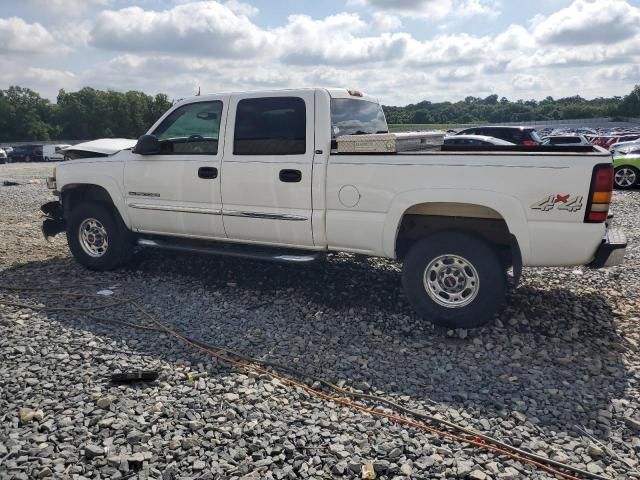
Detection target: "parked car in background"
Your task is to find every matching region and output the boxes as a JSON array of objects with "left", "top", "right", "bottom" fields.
[
  {"left": 589, "top": 136, "right": 618, "bottom": 148},
  {"left": 2, "top": 146, "right": 13, "bottom": 158},
  {"left": 10, "top": 144, "right": 44, "bottom": 162},
  {"left": 613, "top": 144, "right": 640, "bottom": 189},
  {"left": 43, "top": 144, "right": 72, "bottom": 162},
  {"left": 610, "top": 138, "right": 640, "bottom": 153},
  {"left": 443, "top": 135, "right": 514, "bottom": 146},
  {"left": 613, "top": 147, "right": 640, "bottom": 189},
  {"left": 541, "top": 135, "right": 590, "bottom": 146},
  {"left": 455, "top": 126, "right": 542, "bottom": 145},
  {"left": 0, "top": 148, "right": 7, "bottom": 164}
]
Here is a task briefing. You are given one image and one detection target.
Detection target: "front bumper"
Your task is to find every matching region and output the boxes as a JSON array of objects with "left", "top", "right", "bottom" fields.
[{"left": 589, "top": 227, "right": 627, "bottom": 268}]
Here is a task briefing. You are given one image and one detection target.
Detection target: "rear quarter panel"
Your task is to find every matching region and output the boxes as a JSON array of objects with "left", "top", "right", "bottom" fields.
[{"left": 325, "top": 151, "right": 611, "bottom": 266}]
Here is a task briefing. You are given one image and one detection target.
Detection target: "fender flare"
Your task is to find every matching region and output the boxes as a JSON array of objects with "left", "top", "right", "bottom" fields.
[
  {"left": 60, "top": 177, "right": 131, "bottom": 228},
  {"left": 382, "top": 189, "right": 531, "bottom": 263}
]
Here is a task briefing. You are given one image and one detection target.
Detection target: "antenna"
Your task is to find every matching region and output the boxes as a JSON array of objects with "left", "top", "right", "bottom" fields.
[{"left": 196, "top": 85, "right": 201, "bottom": 96}]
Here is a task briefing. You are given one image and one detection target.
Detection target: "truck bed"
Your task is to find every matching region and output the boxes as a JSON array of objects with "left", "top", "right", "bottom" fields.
[{"left": 334, "top": 145, "right": 610, "bottom": 155}]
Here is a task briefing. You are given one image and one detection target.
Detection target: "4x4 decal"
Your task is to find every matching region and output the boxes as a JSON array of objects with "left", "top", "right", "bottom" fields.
[{"left": 531, "top": 194, "right": 583, "bottom": 212}]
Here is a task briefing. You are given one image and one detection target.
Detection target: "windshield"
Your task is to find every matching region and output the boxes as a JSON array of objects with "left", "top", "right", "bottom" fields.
[{"left": 330, "top": 99, "right": 388, "bottom": 139}]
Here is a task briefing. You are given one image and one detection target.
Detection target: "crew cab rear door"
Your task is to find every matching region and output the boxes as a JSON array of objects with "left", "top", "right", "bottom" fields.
[{"left": 220, "top": 92, "right": 315, "bottom": 247}]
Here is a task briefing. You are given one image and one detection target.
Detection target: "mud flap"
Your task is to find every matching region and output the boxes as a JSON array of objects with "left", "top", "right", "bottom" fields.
[{"left": 40, "top": 201, "right": 66, "bottom": 241}]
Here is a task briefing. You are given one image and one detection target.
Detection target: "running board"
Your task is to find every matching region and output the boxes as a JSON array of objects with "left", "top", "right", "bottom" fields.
[{"left": 137, "top": 238, "right": 322, "bottom": 264}]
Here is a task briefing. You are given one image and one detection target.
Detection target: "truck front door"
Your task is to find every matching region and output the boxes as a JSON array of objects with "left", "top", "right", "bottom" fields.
[
  {"left": 221, "top": 93, "right": 315, "bottom": 247},
  {"left": 124, "top": 97, "right": 228, "bottom": 239}
]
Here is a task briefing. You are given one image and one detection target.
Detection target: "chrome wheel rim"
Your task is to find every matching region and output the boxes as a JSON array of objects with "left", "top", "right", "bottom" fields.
[
  {"left": 79, "top": 218, "right": 109, "bottom": 257},
  {"left": 615, "top": 168, "right": 636, "bottom": 188},
  {"left": 423, "top": 254, "right": 480, "bottom": 308}
]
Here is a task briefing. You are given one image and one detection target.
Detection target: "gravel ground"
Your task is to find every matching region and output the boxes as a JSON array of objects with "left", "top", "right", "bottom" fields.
[{"left": 1, "top": 162, "right": 639, "bottom": 480}]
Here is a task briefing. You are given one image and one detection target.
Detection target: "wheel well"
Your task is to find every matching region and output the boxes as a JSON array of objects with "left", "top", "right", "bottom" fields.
[
  {"left": 395, "top": 203, "right": 520, "bottom": 271},
  {"left": 61, "top": 184, "right": 116, "bottom": 217}
]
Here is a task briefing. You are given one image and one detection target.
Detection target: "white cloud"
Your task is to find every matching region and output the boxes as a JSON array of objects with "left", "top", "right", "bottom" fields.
[
  {"left": 511, "top": 74, "right": 550, "bottom": 91},
  {"left": 90, "top": 2, "right": 271, "bottom": 57},
  {"left": 533, "top": 0, "right": 640, "bottom": 45},
  {"left": 276, "top": 14, "right": 410, "bottom": 65},
  {"left": 371, "top": 12, "right": 402, "bottom": 31},
  {"left": 596, "top": 64, "right": 640, "bottom": 82},
  {"left": 406, "top": 33, "right": 494, "bottom": 67},
  {"left": 0, "top": 17, "right": 59, "bottom": 54},
  {"left": 26, "top": 0, "right": 112, "bottom": 15},
  {"left": 2, "top": 0, "right": 639, "bottom": 105},
  {"left": 223, "top": 0, "right": 259, "bottom": 17},
  {"left": 494, "top": 25, "right": 534, "bottom": 50},
  {"left": 349, "top": 0, "right": 500, "bottom": 19},
  {"left": 0, "top": 65, "right": 79, "bottom": 99},
  {"left": 89, "top": 4, "right": 411, "bottom": 66}
]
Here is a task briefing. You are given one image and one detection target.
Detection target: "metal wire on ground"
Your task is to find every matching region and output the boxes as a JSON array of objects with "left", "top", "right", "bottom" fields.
[{"left": 0, "top": 284, "right": 615, "bottom": 480}]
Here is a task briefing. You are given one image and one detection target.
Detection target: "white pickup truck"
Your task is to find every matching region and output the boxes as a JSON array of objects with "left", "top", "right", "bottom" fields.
[{"left": 41, "top": 88, "right": 627, "bottom": 328}]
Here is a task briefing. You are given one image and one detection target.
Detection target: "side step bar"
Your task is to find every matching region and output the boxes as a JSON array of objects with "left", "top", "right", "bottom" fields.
[{"left": 137, "top": 238, "right": 322, "bottom": 264}]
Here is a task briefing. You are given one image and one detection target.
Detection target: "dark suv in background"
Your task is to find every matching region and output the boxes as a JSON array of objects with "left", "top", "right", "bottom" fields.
[
  {"left": 10, "top": 144, "right": 44, "bottom": 162},
  {"left": 455, "top": 126, "right": 542, "bottom": 146}
]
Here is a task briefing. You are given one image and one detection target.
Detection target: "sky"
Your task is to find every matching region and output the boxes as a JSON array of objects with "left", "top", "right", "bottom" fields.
[{"left": 0, "top": 0, "right": 639, "bottom": 105}]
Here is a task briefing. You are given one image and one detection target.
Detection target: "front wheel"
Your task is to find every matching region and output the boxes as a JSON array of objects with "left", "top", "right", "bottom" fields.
[
  {"left": 614, "top": 166, "right": 638, "bottom": 189},
  {"left": 66, "top": 203, "right": 133, "bottom": 271},
  {"left": 402, "top": 232, "right": 507, "bottom": 329}
]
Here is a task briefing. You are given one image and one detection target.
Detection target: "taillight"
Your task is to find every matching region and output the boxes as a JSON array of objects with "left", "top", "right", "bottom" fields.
[
  {"left": 523, "top": 140, "right": 538, "bottom": 146},
  {"left": 585, "top": 164, "right": 613, "bottom": 223}
]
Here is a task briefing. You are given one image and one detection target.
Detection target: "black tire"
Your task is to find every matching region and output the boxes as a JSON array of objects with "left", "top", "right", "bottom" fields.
[
  {"left": 614, "top": 166, "right": 639, "bottom": 190},
  {"left": 402, "top": 232, "right": 507, "bottom": 329},
  {"left": 66, "top": 203, "right": 134, "bottom": 271}
]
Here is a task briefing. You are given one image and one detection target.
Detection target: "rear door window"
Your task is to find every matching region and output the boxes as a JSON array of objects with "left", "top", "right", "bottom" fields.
[{"left": 234, "top": 97, "right": 306, "bottom": 155}]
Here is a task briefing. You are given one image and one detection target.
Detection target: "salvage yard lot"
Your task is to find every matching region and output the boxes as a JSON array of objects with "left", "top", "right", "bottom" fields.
[{"left": 1, "top": 162, "right": 639, "bottom": 480}]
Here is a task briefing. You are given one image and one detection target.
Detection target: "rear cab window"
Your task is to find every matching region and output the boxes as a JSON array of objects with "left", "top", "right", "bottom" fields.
[{"left": 330, "top": 99, "right": 388, "bottom": 142}]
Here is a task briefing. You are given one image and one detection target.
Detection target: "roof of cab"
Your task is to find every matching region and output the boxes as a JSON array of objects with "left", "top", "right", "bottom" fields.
[{"left": 176, "top": 87, "right": 379, "bottom": 105}]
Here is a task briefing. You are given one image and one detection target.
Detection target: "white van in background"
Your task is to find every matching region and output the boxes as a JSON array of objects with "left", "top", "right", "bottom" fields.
[{"left": 43, "top": 144, "right": 72, "bottom": 162}]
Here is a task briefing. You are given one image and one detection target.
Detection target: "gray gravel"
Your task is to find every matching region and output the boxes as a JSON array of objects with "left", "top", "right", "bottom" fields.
[{"left": 1, "top": 162, "right": 639, "bottom": 479}]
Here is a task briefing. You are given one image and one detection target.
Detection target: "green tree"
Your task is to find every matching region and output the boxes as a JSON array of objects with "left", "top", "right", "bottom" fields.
[{"left": 618, "top": 85, "right": 640, "bottom": 117}]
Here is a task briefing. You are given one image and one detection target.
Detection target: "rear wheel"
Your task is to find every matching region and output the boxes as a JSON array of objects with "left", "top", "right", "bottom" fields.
[
  {"left": 66, "top": 203, "right": 133, "bottom": 271},
  {"left": 614, "top": 166, "right": 638, "bottom": 189},
  {"left": 402, "top": 232, "right": 507, "bottom": 329}
]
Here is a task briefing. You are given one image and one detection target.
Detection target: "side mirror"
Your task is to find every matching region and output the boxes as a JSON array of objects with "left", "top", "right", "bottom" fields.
[{"left": 134, "top": 134, "right": 160, "bottom": 155}]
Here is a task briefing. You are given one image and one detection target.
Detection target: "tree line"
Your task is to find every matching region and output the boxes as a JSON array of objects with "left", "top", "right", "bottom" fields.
[
  {"left": 383, "top": 85, "right": 640, "bottom": 125},
  {"left": 0, "top": 84, "right": 639, "bottom": 142},
  {"left": 0, "top": 86, "right": 172, "bottom": 142}
]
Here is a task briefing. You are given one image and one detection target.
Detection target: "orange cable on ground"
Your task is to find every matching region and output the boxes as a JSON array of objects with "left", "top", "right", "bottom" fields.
[
  {"left": 0, "top": 285, "right": 611, "bottom": 480},
  {"left": 131, "top": 301, "right": 588, "bottom": 480}
]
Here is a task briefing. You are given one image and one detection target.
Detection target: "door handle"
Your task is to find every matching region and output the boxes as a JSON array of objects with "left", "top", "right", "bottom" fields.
[
  {"left": 198, "top": 167, "right": 218, "bottom": 179},
  {"left": 279, "top": 169, "right": 302, "bottom": 183}
]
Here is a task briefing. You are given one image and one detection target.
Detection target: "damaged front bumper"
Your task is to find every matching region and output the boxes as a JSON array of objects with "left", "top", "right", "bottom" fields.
[
  {"left": 589, "top": 227, "right": 627, "bottom": 269},
  {"left": 41, "top": 201, "right": 66, "bottom": 241}
]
